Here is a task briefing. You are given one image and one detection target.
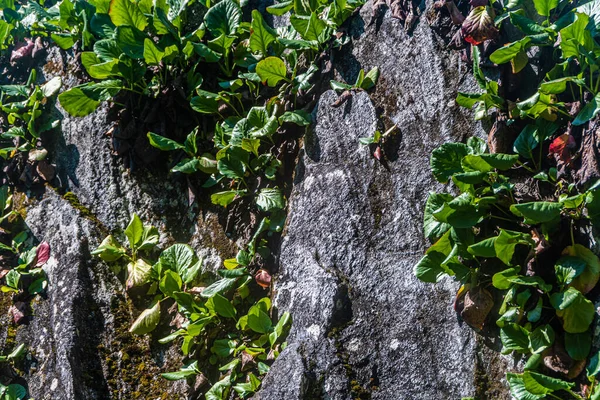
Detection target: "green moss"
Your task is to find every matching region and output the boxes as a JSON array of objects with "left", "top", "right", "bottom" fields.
[
  {"left": 98, "top": 294, "right": 183, "bottom": 399},
  {"left": 59, "top": 191, "right": 109, "bottom": 236}
]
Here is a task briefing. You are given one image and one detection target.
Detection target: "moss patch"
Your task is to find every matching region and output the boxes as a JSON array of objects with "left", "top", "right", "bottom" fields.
[{"left": 99, "top": 293, "right": 184, "bottom": 399}]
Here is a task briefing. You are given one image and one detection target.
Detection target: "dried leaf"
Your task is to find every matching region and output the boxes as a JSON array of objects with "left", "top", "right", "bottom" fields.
[
  {"left": 241, "top": 351, "right": 255, "bottom": 371},
  {"left": 331, "top": 90, "right": 352, "bottom": 108},
  {"left": 36, "top": 160, "right": 56, "bottom": 181},
  {"left": 35, "top": 242, "right": 51, "bottom": 267},
  {"left": 445, "top": 1, "right": 465, "bottom": 25},
  {"left": 461, "top": 6, "right": 499, "bottom": 45},
  {"left": 460, "top": 287, "right": 493, "bottom": 330},
  {"left": 255, "top": 269, "right": 271, "bottom": 289}
]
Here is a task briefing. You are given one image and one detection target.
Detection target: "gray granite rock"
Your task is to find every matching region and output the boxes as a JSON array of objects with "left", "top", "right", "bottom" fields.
[{"left": 257, "top": 2, "right": 511, "bottom": 399}]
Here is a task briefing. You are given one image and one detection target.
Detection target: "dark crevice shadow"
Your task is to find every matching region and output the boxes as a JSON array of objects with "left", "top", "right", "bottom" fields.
[{"left": 70, "top": 241, "right": 110, "bottom": 399}]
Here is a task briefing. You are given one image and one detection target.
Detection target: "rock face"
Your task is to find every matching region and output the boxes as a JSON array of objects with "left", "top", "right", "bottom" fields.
[
  {"left": 0, "top": 1, "right": 517, "bottom": 400},
  {"left": 257, "top": 4, "right": 511, "bottom": 400}
]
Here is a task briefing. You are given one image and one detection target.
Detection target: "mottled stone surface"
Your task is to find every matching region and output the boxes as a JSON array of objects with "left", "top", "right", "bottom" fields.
[{"left": 257, "top": 2, "right": 511, "bottom": 399}]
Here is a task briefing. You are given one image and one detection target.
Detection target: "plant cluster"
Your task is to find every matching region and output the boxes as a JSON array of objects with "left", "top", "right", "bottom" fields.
[
  {"left": 417, "top": 0, "right": 600, "bottom": 398},
  {"left": 9, "top": 0, "right": 371, "bottom": 398},
  {"left": 93, "top": 214, "right": 291, "bottom": 399}
]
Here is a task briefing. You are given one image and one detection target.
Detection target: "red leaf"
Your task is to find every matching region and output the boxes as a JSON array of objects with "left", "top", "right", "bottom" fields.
[
  {"left": 36, "top": 242, "right": 51, "bottom": 267},
  {"left": 10, "top": 39, "right": 35, "bottom": 64},
  {"left": 549, "top": 134, "right": 577, "bottom": 164},
  {"left": 373, "top": 146, "right": 382, "bottom": 161},
  {"left": 461, "top": 6, "right": 499, "bottom": 45},
  {"left": 9, "top": 302, "right": 27, "bottom": 325}
]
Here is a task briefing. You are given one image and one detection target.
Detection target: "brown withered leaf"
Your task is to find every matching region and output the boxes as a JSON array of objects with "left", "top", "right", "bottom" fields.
[
  {"left": 241, "top": 351, "right": 255, "bottom": 371},
  {"left": 578, "top": 124, "right": 600, "bottom": 187},
  {"left": 445, "top": 1, "right": 465, "bottom": 25},
  {"left": 36, "top": 160, "right": 55, "bottom": 182},
  {"left": 0, "top": 269, "right": 9, "bottom": 279},
  {"left": 255, "top": 269, "right": 271, "bottom": 289},
  {"left": 331, "top": 90, "right": 353, "bottom": 108},
  {"left": 462, "top": 6, "right": 499, "bottom": 45},
  {"left": 531, "top": 228, "right": 549, "bottom": 255},
  {"left": 460, "top": 287, "right": 493, "bottom": 331},
  {"left": 543, "top": 341, "right": 581, "bottom": 377},
  {"left": 188, "top": 287, "right": 205, "bottom": 295}
]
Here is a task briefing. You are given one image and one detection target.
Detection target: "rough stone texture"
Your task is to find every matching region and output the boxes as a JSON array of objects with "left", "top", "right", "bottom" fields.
[
  {"left": 0, "top": 1, "right": 520, "bottom": 400},
  {"left": 2, "top": 49, "right": 237, "bottom": 399},
  {"left": 257, "top": 3, "right": 512, "bottom": 400}
]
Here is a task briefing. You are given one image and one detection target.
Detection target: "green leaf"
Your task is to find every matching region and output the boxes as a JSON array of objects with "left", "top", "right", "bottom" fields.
[
  {"left": 462, "top": 153, "right": 518, "bottom": 172},
  {"left": 523, "top": 371, "right": 573, "bottom": 392},
  {"left": 574, "top": 93, "right": 600, "bottom": 126},
  {"left": 562, "top": 244, "right": 600, "bottom": 294},
  {"left": 126, "top": 258, "right": 152, "bottom": 288},
  {"left": 91, "top": 235, "right": 127, "bottom": 262},
  {"left": 4, "top": 270, "right": 19, "bottom": 290},
  {"left": 278, "top": 110, "right": 312, "bottom": 126},
  {"left": 58, "top": 80, "right": 122, "bottom": 117},
  {"left": 161, "top": 361, "right": 199, "bottom": 381},
  {"left": 430, "top": 143, "right": 468, "bottom": 183},
  {"left": 94, "top": 39, "right": 123, "bottom": 61},
  {"left": 109, "top": 0, "right": 148, "bottom": 30},
  {"left": 492, "top": 267, "right": 521, "bottom": 289},
  {"left": 361, "top": 67, "right": 380, "bottom": 90},
  {"left": 514, "top": 125, "right": 538, "bottom": 159},
  {"left": 565, "top": 331, "right": 591, "bottom": 360},
  {"left": 588, "top": 350, "right": 600, "bottom": 378},
  {"left": 550, "top": 287, "right": 595, "bottom": 333},
  {"left": 494, "top": 229, "right": 533, "bottom": 266},
  {"left": 468, "top": 237, "right": 496, "bottom": 258},
  {"left": 218, "top": 146, "right": 248, "bottom": 179},
  {"left": 256, "top": 188, "right": 285, "bottom": 212},
  {"left": 256, "top": 57, "right": 288, "bottom": 87},
  {"left": 125, "top": 213, "right": 143, "bottom": 248},
  {"left": 205, "top": 0, "right": 241, "bottom": 36},
  {"left": 211, "top": 190, "right": 244, "bottom": 207},
  {"left": 500, "top": 323, "right": 530, "bottom": 353},
  {"left": 528, "top": 324, "right": 555, "bottom": 354},
  {"left": 248, "top": 306, "right": 272, "bottom": 333},
  {"left": 115, "top": 25, "right": 147, "bottom": 59},
  {"left": 507, "top": 373, "right": 544, "bottom": 400},
  {"left": 423, "top": 193, "right": 453, "bottom": 239},
  {"left": 267, "top": 1, "right": 293, "bottom": 15},
  {"left": 143, "top": 38, "right": 164, "bottom": 65},
  {"left": 490, "top": 37, "right": 531, "bottom": 64},
  {"left": 533, "top": 0, "right": 558, "bottom": 16},
  {"left": 290, "top": 12, "right": 326, "bottom": 42},
  {"left": 540, "top": 77, "right": 585, "bottom": 95},
  {"left": 509, "top": 12, "right": 545, "bottom": 35},
  {"left": 201, "top": 277, "right": 238, "bottom": 298},
  {"left": 250, "top": 9, "right": 277, "bottom": 55},
  {"left": 51, "top": 33, "right": 76, "bottom": 50},
  {"left": 160, "top": 244, "right": 196, "bottom": 281},
  {"left": 172, "top": 158, "right": 200, "bottom": 174},
  {"left": 509, "top": 201, "right": 562, "bottom": 224},
  {"left": 159, "top": 269, "right": 182, "bottom": 297},
  {"left": 129, "top": 301, "right": 160, "bottom": 334},
  {"left": 207, "top": 293, "right": 237, "bottom": 318},
  {"left": 554, "top": 256, "right": 586, "bottom": 285},
  {"left": 147, "top": 132, "right": 184, "bottom": 151},
  {"left": 190, "top": 91, "right": 220, "bottom": 114}
]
